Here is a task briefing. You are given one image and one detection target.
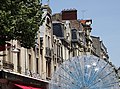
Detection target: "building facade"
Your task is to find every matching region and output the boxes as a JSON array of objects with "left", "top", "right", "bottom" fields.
[{"left": 0, "top": 5, "right": 110, "bottom": 89}]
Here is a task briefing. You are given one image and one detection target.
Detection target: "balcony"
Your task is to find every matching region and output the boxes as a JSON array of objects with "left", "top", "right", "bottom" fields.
[
  {"left": 45, "top": 47, "right": 52, "bottom": 58},
  {"left": 17, "top": 66, "right": 22, "bottom": 73},
  {"left": 3, "top": 60, "right": 14, "bottom": 70}
]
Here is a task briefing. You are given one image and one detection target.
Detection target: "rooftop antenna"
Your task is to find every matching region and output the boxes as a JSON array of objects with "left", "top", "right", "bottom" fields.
[{"left": 81, "top": 10, "right": 87, "bottom": 20}]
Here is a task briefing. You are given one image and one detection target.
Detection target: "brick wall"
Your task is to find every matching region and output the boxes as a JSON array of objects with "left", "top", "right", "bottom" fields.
[{"left": 62, "top": 9, "right": 77, "bottom": 20}]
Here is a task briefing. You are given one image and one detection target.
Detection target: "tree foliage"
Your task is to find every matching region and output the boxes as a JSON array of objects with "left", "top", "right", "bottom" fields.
[{"left": 0, "top": 0, "right": 43, "bottom": 48}]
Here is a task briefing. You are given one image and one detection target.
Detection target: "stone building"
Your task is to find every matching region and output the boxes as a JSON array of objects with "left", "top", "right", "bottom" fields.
[
  {"left": 52, "top": 21, "right": 71, "bottom": 60},
  {"left": 39, "top": 4, "right": 53, "bottom": 80},
  {"left": 91, "top": 36, "right": 109, "bottom": 60},
  {"left": 0, "top": 5, "right": 110, "bottom": 89},
  {"left": 52, "top": 9, "right": 92, "bottom": 57},
  {"left": 0, "top": 4, "right": 52, "bottom": 89}
]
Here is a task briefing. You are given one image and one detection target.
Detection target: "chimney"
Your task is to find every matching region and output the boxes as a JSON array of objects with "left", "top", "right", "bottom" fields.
[{"left": 62, "top": 9, "right": 77, "bottom": 20}]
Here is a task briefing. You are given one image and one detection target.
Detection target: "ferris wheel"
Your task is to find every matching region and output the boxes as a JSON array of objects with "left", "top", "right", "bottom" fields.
[{"left": 50, "top": 55, "right": 120, "bottom": 89}]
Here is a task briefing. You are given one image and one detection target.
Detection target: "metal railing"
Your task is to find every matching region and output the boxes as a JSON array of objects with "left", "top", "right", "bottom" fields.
[
  {"left": 3, "top": 60, "right": 14, "bottom": 70},
  {"left": 17, "top": 66, "right": 22, "bottom": 73}
]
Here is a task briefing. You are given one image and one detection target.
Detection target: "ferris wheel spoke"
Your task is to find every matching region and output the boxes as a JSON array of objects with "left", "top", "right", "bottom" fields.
[
  {"left": 51, "top": 77, "right": 78, "bottom": 89},
  {"left": 87, "top": 60, "right": 100, "bottom": 85},
  {"left": 102, "top": 81, "right": 119, "bottom": 88},
  {"left": 60, "top": 66, "right": 81, "bottom": 85},
  {"left": 89, "top": 60, "right": 108, "bottom": 84},
  {"left": 88, "top": 62, "right": 109, "bottom": 85},
  {"left": 57, "top": 75, "right": 80, "bottom": 89},
  {"left": 88, "top": 70, "right": 115, "bottom": 88},
  {"left": 69, "top": 58, "right": 82, "bottom": 79},
  {"left": 52, "top": 80, "right": 75, "bottom": 89},
  {"left": 64, "top": 62, "right": 78, "bottom": 79},
  {"left": 74, "top": 61, "right": 85, "bottom": 86},
  {"left": 100, "top": 70, "right": 114, "bottom": 81},
  {"left": 63, "top": 60, "right": 84, "bottom": 83},
  {"left": 55, "top": 71, "right": 81, "bottom": 88}
]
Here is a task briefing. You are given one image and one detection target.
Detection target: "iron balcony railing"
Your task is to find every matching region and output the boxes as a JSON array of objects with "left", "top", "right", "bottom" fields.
[
  {"left": 3, "top": 60, "right": 14, "bottom": 70},
  {"left": 17, "top": 66, "right": 22, "bottom": 73}
]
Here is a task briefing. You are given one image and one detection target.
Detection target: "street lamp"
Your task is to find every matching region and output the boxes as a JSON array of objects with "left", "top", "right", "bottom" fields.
[{"left": 11, "top": 47, "right": 19, "bottom": 53}]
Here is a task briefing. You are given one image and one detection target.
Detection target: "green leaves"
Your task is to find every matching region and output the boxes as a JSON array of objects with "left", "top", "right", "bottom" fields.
[{"left": 0, "top": 0, "right": 43, "bottom": 48}]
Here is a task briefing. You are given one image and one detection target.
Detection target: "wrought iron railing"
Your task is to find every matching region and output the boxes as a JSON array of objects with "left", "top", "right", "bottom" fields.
[
  {"left": 17, "top": 66, "right": 21, "bottom": 73},
  {"left": 3, "top": 60, "right": 14, "bottom": 70}
]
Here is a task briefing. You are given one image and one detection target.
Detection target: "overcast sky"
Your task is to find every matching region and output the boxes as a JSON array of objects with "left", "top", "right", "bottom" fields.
[{"left": 43, "top": 0, "right": 120, "bottom": 67}]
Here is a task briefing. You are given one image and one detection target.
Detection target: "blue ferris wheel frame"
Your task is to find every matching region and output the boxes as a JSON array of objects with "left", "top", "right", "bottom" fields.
[{"left": 50, "top": 55, "right": 120, "bottom": 89}]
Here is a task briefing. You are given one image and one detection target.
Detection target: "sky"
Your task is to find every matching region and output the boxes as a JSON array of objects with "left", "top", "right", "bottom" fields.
[{"left": 43, "top": 0, "right": 120, "bottom": 67}]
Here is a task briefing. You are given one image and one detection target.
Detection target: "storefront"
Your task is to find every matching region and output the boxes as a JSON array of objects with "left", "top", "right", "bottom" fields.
[{"left": 0, "top": 70, "right": 49, "bottom": 89}]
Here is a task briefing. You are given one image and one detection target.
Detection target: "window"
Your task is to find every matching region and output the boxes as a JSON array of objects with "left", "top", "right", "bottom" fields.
[
  {"left": 29, "top": 54, "right": 31, "bottom": 70},
  {"left": 71, "top": 29, "right": 77, "bottom": 40},
  {"left": 53, "top": 23, "right": 64, "bottom": 37},
  {"left": 48, "top": 62, "right": 51, "bottom": 77},
  {"left": 54, "top": 66, "right": 56, "bottom": 72},
  {"left": 45, "top": 35, "right": 48, "bottom": 47},
  {"left": 48, "top": 36, "right": 50, "bottom": 48},
  {"left": 40, "top": 49, "right": 43, "bottom": 72},
  {"left": 61, "top": 47, "right": 63, "bottom": 61},
  {"left": 46, "top": 61, "right": 51, "bottom": 78},
  {"left": 17, "top": 52, "right": 21, "bottom": 73},
  {"left": 36, "top": 58, "right": 39, "bottom": 73},
  {"left": 7, "top": 48, "right": 11, "bottom": 62}
]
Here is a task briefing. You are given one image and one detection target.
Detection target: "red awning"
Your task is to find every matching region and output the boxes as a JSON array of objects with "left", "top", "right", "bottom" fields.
[
  {"left": 15, "top": 84, "right": 30, "bottom": 89},
  {"left": 15, "top": 84, "right": 42, "bottom": 89},
  {"left": 30, "top": 87, "right": 42, "bottom": 89}
]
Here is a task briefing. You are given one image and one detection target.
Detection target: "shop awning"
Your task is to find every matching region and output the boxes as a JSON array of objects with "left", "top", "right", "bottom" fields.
[
  {"left": 30, "top": 87, "right": 42, "bottom": 89},
  {"left": 15, "top": 84, "right": 30, "bottom": 89},
  {"left": 15, "top": 84, "right": 42, "bottom": 89}
]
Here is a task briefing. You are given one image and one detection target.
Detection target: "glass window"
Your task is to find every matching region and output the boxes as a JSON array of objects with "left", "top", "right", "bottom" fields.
[{"left": 36, "top": 58, "right": 39, "bottom": 73}]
